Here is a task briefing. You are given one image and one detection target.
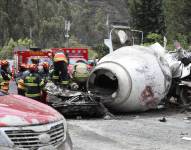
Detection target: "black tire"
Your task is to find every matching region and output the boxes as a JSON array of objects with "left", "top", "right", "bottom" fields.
[{"left": 179, "top": 86, "right": 191, "bottom": 106}]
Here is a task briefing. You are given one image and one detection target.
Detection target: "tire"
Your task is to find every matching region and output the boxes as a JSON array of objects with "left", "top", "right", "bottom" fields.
[{"left": 179, "top": 86, "right": 191, "bottom": 106}]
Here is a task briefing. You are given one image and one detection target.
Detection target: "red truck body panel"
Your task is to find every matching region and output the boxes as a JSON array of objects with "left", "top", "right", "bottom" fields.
[{"left": 51, "top": 48, "right": 88, "bottom": 61}]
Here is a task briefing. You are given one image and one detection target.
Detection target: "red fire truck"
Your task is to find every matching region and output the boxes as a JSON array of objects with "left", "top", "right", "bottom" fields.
[
  {"left": 14, "top": 47, "right": 52, "bottom": 73},
  {"left": 14, "top": 47, "right": 89, "bottom": 73}
]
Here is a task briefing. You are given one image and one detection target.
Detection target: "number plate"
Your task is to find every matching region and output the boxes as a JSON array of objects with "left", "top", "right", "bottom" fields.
[{"left": 38, "top": 145, "right": 57, "bottom": 150}]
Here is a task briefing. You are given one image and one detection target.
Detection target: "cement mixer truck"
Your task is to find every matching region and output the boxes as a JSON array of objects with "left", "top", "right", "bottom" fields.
[{"left": 87, "top": 25, "right": 172, "bottom": 112}]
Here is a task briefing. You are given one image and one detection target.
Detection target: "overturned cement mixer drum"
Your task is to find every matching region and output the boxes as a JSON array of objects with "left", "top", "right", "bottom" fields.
[{"left": 87, "top": 43, "right": 172, "bottom": 112}]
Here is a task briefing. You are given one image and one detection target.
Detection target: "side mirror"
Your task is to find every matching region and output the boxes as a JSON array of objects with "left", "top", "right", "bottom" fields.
[{"left": 117, "top": 30, "right": 128, "bottom": 44}]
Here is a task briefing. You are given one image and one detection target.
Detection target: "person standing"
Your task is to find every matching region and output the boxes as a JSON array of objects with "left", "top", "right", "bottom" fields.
[
  {"left": 0, "top": 60, "right": 12, "bottom": 92},
  {"left": 51, "top": 51, "right": 70, "bottom": 88},
  {"left": 15, "top": 63, "right": 28, "bottom": 95},
  {"left": 21, "top": 64, "right": 45, "bottom": 102}
]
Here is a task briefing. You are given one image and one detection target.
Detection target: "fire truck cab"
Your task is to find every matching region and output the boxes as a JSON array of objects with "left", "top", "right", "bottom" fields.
[{"left": 14, "top": 47, "right": 52, "bottom": 73}]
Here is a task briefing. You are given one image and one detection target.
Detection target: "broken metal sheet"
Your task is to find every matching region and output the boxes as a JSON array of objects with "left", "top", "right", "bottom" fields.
[{"left": 45, "top": 82, "right": 104, "bottom": 117}]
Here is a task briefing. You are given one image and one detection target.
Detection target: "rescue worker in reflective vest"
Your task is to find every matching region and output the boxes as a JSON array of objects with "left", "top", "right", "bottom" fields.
[
  {"left": 39, "top": 62, "right": 50, "bottom": 103},
  {"left": 0, "top": 60, "right": 12, "bottom": 92},
  {"left": 22, "top": 64, "right": 45, "bottom": 101},
  {"left": 15, "top": 64, "right": 28, "bottom": 96},
  {"left": 51, "top": 52, "right": 69, "bottom": 88},
  {"left": 39, "top": 62, "right": 50, "bottom": 82},
  {"left": 72, "top": 60, "right": 90, "bottom": 91}
]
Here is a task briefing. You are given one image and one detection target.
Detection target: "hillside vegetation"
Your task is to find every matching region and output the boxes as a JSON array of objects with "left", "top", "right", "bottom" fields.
[{"left": 0, "top": 0, "right": 191, "bottom": 58}]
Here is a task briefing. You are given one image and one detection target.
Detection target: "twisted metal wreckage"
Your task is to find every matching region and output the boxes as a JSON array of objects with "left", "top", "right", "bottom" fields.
[{"left": 46, "top": 41, "right": 191, "bottom": 117}]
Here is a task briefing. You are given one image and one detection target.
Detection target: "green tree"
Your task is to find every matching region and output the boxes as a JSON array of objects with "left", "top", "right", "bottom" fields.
[
  {"left": 93, "top": 44, "right": 109, "bottom": 58},
  {"left": 129, "top": 0, "right": 165, "bottom": 41},
  {"left": 164, "top": 0, "right": 191, "bottom": 47}
]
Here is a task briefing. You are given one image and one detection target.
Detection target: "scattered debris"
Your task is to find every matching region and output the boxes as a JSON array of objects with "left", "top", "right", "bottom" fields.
[
  {"left": 157, "top": 104, "right": 166, "bottom": 109},
  {"left": 103, "top": 115, "right": 112, "bottom": 120},
  {"left": 183, "top": 117, "right": 191, "bottom": 123},
  {"left": 184, "top": 117, "right": 191, "bottom": 120},
  {"left": 159, "top": 117, "right": 167, "bottom": 122},
  {"left": 180, "top": 132, "right": 188, "bottom": 136},
  {"left": 182, "top": 137, "right": 191, "bottom": 141}
]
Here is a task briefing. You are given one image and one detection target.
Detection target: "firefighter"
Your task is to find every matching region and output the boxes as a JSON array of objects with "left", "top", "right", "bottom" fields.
[
  {"left": 15, "top": 64, "right": 28, "bottom": 95},
  {"left": 39, "top": 62, "right": 50, "bottom": 82},
  {"left": 22, "top": 64, "right": 45, "bottom": 102},
  {"left": 31, "top": 56, "right": 41, "bottom": 71},
  {"left": 39, "top": 62, "right": 50, "bottom": 103},
  {"left": 51, "top": 52, "right": 69, "bottom": 88},
  {"left": 72, "top": 60, "right": 90, "bottom": 91},
  {"left": 0, "top": 60, "right": 12, "bottom": 92}
]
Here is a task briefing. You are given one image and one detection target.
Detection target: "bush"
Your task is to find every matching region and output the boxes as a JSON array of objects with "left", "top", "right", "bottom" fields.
[{"left": 146, "top": 33, "right": 163, "bottom": 44}]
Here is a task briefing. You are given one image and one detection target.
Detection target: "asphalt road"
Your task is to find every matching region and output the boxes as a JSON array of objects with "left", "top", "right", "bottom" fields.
[{"left": 67, "top": 109, "right": 191, "bottom": 150}]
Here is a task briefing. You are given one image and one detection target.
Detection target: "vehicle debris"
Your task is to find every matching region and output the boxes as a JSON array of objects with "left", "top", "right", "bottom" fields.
[
  {"left": 181, "top": 137, "right": 191, "bottom": 141},
  {"left": 45, "top": 81, "right": 110, "bottom": 118},
  {"left": 159, "top": 117, "right": 167, "bottom": 122}
]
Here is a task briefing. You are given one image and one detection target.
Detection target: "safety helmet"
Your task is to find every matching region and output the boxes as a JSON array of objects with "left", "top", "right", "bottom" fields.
[
  {"left": 29, "top": 64, "right": 38, "bottom": 72},
  {"left": 1, "top": 60, "right": 9, "bottom": 66},
  {"left": 42, "top": 62, "right": 49, "bottom": 69},
  {"left": 53, "top": 52, "right": 68, "bottom": 63}
]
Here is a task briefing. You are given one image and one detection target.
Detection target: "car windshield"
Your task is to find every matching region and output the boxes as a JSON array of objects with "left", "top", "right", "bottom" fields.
[{"left": 0, "top": 91, "right": 7, "bottom": 96}]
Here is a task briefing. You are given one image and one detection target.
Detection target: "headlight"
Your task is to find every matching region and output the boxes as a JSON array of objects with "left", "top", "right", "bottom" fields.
[
  {"left": 0, "top": 146, "right": 14, "bottom": 150},
  {"left": 0, "top": 130, "right": 11, "bottom": 148}
]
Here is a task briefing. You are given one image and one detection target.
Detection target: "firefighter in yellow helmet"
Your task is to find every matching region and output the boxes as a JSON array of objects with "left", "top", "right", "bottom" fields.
[
  {"left": 0, "top": 60, "right": 12, "bottom": 92},
  {"left": 51, "top": 52, "right": 69, "bottom": 88},
  {"left": 72, "top": 60, "right": 90, "bottom": 91},
  {"left": 22, "top": 64, "right": 45, "bottom": 102}
]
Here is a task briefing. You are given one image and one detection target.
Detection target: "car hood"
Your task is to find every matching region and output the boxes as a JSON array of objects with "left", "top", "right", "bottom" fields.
[{"left": 0, "top": 94, "right": 63, "bottom": 127}]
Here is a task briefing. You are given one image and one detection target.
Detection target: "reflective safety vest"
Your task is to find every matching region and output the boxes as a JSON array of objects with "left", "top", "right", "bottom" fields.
[
  {"left": 61, "top": 80, "right": 69, "bottom": 85},
  {"left": 18, "top": 79, "right": 25, "bottom": 90},
  {"left": 23, "top": 73, "right": 44, "bottom": 99},
  {"left": 53, "top": 53, "right": 68, "bottom": 63},
  {"left": 0, "top": 70, "right": 11, "bottom": 92}
]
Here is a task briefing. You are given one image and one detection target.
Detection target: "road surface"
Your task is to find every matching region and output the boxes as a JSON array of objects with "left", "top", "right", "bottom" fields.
[{"left": 68, "top": 109, "right": 191, "bottom": 150}]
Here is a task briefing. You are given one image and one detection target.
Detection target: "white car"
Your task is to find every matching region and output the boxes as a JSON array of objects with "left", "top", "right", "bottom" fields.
[{"left": 0, "top": 91, "right": 72, "bottom": 150}]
